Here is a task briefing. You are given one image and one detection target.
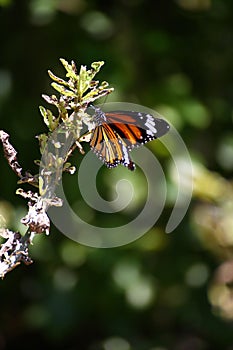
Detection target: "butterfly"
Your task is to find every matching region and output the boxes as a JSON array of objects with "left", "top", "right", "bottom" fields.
[{"left": 80, "top": 106, "right": 170, "bottom": 171}]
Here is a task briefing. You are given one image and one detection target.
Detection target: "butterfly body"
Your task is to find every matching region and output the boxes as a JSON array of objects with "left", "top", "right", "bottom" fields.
[{"left": 81, "top": 107, "right": 170, "bottom": 170}]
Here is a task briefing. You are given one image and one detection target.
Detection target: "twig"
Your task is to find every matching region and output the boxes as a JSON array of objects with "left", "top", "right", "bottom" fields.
[
  {"left": 0, "top": 59, "right": 113, "bottom": 278},
  {"left": 0, "top": 130, "right": 23, "bottom": 178},
  {"left": 0, "top": 229, "right": 33, "bottom": 278}
]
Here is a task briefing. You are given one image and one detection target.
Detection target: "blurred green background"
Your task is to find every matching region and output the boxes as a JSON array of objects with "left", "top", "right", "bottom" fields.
[{"left": 0, "top": 0, "right": 233, "bottom": 349}]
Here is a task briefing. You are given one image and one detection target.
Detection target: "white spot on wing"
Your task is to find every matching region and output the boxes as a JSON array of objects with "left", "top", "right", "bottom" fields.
[
  {"left": 145, "top": 115, "right": 157, "bottom": 135},
  {"left": 122, "top": 144, "right": 130, "bottom": 166}
]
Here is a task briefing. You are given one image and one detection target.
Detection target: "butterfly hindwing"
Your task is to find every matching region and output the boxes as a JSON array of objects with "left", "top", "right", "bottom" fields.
[{"left": 90, "top": 122, "right": 135, "bottom": 170}]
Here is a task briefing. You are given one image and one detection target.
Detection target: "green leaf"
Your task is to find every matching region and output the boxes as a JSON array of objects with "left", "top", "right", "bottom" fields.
[
  {"left": 83, "top": 87, "right": 114, "bottom": 102},
  {"left": 39, "top": 106, "right": 59, "bottom": 131},
  {"left": 37, "top": 133, "right": 48, "bottom": 154},
  {"left": 51, "top": 82, "right": 77, "bottom": 97},
  {"left": 48, "top": 70, "right": 71, "bottom": 88},
  {"left": 60, "top": 58, "right": 78, "bottom": 80},
  {"left": 42, "top": 94, "right": 58, "bottom": 106},
  {"left": 91, "top": 61, "right": 105, "bottom": 74}
]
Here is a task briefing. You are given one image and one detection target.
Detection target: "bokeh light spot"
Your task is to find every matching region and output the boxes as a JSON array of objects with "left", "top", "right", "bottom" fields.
[
  {"left": 53, "top": 267, "right": 78, "bottom": 291},
  {"left": 80, "top": 11, "right": 114, "bottom": 39},
  {"left": 103, "top": 337, "right": 130, "bottom": 350},
  {"left": 185, "top": 263, "right": 209, "bottom": 287},
  {"left": 60, "top": 241, "right": 87, "bottom": 267},
  {"left": 125, "top": 277, "right": 155, "bottom": 309}
]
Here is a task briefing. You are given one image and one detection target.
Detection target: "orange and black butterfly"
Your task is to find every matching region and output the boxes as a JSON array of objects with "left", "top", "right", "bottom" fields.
[{"left": 80, "top": 106, "right": 170, "bottom": 171}]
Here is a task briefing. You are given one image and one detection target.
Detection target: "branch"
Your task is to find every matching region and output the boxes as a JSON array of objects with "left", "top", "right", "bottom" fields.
[
  {"left": 0, "top": 229, "right": 33, "bottom": 278},
  {"left": 0, "top": 59, "right": 113, "bottom": 278},
  {"left": 0, "top": 130, "right": 23, "bottom": 178}
]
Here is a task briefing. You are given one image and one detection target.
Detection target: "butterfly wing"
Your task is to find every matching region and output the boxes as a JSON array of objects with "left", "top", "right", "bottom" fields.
[
  {"left": 90, "top": 122, "right": 135, "bottom": 170},
  {"left": 105, "top": 111, "right": 170, "bottom": 145},
  {"left": 89, "top": 109, "right": 170, "bottom": 171}
]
